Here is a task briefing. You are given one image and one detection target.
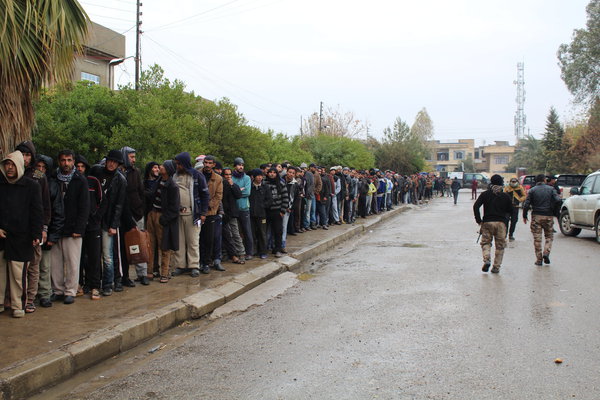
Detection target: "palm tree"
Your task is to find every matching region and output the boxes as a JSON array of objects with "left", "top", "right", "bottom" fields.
[{"left": 0, "top": 0, "right": 89, "bottom": 158}]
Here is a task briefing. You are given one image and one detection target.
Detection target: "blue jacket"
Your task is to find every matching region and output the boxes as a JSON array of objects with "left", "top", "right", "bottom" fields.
[
  {"left": 174, "top": 152, "right": 209, "bottom": 222},
  {"left": 232, "top": 173, "right": 251, "bottom": 212}
]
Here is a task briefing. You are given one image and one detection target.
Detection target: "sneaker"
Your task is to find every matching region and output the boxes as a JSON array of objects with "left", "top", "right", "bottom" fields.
[
  {"left": 322, "top": 225, "right": 329, "bottom": 230},
  {"left": 509, "top": 236, "right": 515, "bottom": 241},
  {"left": 172, "top": 268, "right": 186, "bottom": 276},
  {"left": 76, "top": 286, "right": 84, "bottom": 297},
  {"left": 482, "top": 263, "right": 491, "bottom": 272},
  {"left": 50, "top": 293, "right": 64, "bottom": 302},
  {"left": 274, "top": 252, "right": 283, "bottom": 258},
  {"left": 199, "top": 265, "right": 210, "bottom": 274},
  {"left": 534, "top": 260, "right": 543, "bottom": 266},
  {"left": 114, "top": 282, "right": 123, "bottom": 292},
  {"left": 543, "top": 254, "right": 550, "bottom": 264},
  {"left": 245, "top": 255, "right": 254, "bottom": 261},
  {"left": 491, "top": 266, "right": 500, "bottom": 273},
  {"left": 12, "top": 309, "right": 25, "bottom": 318},
  {"left": 281, "top": 249, "right": 288, "bottom": 254},
  {"left": 139, "top": 276, "right": 150, "bottom": 286},
  {"left": 259, "top": 254, "right": 268, "bottom": 259},
  {"left": 91, "top": 289, "right": 101, "bottom": 300},
  {"left": 63, "top": 295, "right": 75, "bottom": 305},
  {"left": 122, "top": 278, "right": 136, "bottom": 287},
  {"left": 191, "top": 269, "right": 201, "bottom": 277},
  {"left": 39, "top": 298, "right": 52, "bottom": 308},
  {"left": 102, "top": 288, "right": 113, "bottom": 296}
]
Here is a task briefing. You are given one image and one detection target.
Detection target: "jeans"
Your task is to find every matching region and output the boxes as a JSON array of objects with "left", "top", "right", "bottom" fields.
[
  {"left": 317, "top": 201, "right": 328, "bottom": 226},
  {"left": 310, "top": 197, "right": 317, "bottom": 225},
  {"left": 237, "top": 210, "right": 254, "bottom": 256},
  {"left": 101, "top": 230, "right": 115, "bottom": 289}
]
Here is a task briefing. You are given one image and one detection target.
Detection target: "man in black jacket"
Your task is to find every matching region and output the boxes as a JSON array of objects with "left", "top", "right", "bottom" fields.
[
  {"left": 94, "top": 150, "right": 127, "bottom": 296},
  {"left": 473, "top": 174, "right": 512, "bottom": 273},
  {"left": 249, "top": 169, "right": 272, "bottom": 259},
  {"left": 265, "top": 167, "right": 288, "bottom": 257},
  {"left": 0, "top": 151, "right": 44, "bottom": 317},
  {"left": 47, "top": 150, "right": 90, "bottom": 304},
  {"left": 523, "top": 174, "right": 562, "bottom": 266}
]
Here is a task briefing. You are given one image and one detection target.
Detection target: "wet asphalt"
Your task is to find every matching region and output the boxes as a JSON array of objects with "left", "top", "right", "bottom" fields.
[{"left": 62, "top": 191, "right": 600, "bottom": 399}]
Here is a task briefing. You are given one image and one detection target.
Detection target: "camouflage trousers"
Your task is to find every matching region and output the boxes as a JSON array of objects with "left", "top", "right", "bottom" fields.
[
  {"left": 530, "top": 215, "right": 554, "bottom": 261},
  {"left": 480, "top": 221, "right": 507, "bottom": 267}
]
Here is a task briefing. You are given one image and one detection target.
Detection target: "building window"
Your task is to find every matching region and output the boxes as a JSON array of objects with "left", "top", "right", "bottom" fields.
[
  {"left": 437, "top": 152, "right": 449, "bottom": 161},
  {"left": 81, "top": 72, "right": 100, "bottom": 85},
  {"left": 454, "top": 151, "right": 464, "bottom": 160},
  {"left": 474, "top": 150, "right": 480, "bottom": 159},
  {"left": 494, "top": 155, "right": 509, "bottom": 164}
]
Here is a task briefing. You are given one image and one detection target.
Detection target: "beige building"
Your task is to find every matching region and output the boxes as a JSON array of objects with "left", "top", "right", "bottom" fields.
[
  {"left": 426, "top": 139, "right": 516, "bottom": 178},
  {"left": 425, "top": 139, "right": 475, "bottom": 173},
  {"left": 475, "top": 141, "right": 516, "bottom": 178},
  {"left": 72, "top": 22, "right": 126, "bottom": 89}
]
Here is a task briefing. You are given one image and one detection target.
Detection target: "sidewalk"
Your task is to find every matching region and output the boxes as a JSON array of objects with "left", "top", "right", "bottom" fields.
[{"left": 0, "top": 205, "right": 413, "bottom": 400}]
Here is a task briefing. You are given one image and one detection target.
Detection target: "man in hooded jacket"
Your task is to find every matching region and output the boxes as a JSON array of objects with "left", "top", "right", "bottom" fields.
[
  {"left": 14, "top": 141, "right": 51, "bottom": 312},
  {"left": 172, "top": 152, "right": 209, "bottom": 277},
  {"left": 473, "top": 174, "right": 512, "bottom": 273},
  {"left": 0, "top": 151, "right": 44, "bottom": 317}
]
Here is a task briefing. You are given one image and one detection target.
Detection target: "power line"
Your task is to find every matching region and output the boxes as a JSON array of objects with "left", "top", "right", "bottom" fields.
[
  {"left": 80, "top": 2, "right": 132, "bottom": 12},
  {"left": 148, "top": 0, "right": 243, "bottom": 32},
  {"left": 88, "top": 13, "right": 135, "bottom": 23}
]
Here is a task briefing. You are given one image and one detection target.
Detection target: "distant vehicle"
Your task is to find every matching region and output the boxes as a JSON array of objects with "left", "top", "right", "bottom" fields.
[
  {"left": 519, "top": 175, "right": 536, "bottom": 191},
  {"left": 463, "top": 173, "right": 488, "bottom": 189},
  {"left": 555, "top": 174, "right": 587, "bottom": 199},
  {"left": 559, "top": 170, "right": 600, "bottom": 243},
  {"left": 448, "top": 172, "right": 464, "bottom": 180}
]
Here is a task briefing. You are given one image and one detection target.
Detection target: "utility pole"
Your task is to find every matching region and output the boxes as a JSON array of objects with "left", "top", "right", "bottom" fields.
[
  {"left": 319, "top": 101, "right": 323, "bottom": 132},
  {"left": 135, "top": 0, "right": 142, "bottom": 90},
  {"left": 300, "top": 115, "right": 303, "bottom": 136},
  {"left": 513, "top": 62, "right": 526, "bottom": 142}
]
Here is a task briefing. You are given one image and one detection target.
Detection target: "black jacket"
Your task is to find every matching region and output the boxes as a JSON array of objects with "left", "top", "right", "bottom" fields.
[
  {"left": 265, "top": 177, "right": 289, "bottom": 214},
  {"left": 95, "top": 168, "right": 127, "bottom": 231},
  {"left": 473, "top": 186, "right": 512, "bottom": 224},
  {"left": 124, "top": 166, "right": 145, "bottom": 221},
  {"left": 222, "top": 179, "right": 242, "bottom": 220},
  {"left": 48, "top": 170, "right": 90, "bottom": 237},
  {"left": 523, "top": 183, "right": 562, "bottom": 218},
  {"left": 319, "top": 173, "right": 331, "bottom": 204},
  {"left": 0, "top": 175, "right": 43, "bottom": 261},
  {"left": 148, "top": 178, "right": 180, "bottom": 251},
  {"left": 249, "top": 182, "right": 273, "bottom": 218}
]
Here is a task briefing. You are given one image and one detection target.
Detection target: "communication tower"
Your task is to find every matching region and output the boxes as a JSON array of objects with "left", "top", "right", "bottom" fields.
[{"left": 513, "top": 62, "right": 526, "bottom": 141}]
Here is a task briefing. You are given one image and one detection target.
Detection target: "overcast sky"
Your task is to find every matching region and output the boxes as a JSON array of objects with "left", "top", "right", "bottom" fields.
[{"left": 83, "top": 0, "right": 590, "bottom": 145}]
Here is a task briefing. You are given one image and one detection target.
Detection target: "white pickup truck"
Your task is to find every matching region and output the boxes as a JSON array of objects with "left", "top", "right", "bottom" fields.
[{"left": 558, "top": 170, "right": 600, "bottom": 243}]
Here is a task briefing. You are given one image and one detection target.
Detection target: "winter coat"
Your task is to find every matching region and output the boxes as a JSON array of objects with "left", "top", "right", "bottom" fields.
[
  {"left": 222, "top": 179, "right": 242, "bottom": 220},
  {"left": 249, "top": 182, "right": 273, "bottom": 218},
  {"left": 265, "top": 177, "right": 289, "bottom": 213},
  {"left": 204, "top": 170, "right": 223, "bottom": 216},
  {"left": 473, "top": 185, "right": 512, "bottom": 224},
  {"left": 95, "top": 168, "right": 127, "bottom": 231},
  {"left": 0, "top": 152, "right": 44, "bottom": 261},
  {"left": 47, "top": 169, "right": 90, "bottom": 237},
  {"left": 319, "top": 173, "right": 331, "bottom": 204},
  {"left": 451, "top": 180, "right": 461, "bottom": 192},
  {"left": 149, "top": 178, "right": 180, "bottom": 251},
  {"left": 173, "top": 152, "right": 209, "bottom": 221},
  {"left": 523, "top": 183, "right": 562, "bottom": 218},
  {"left": 303, "top": 171, "right": 315, "bottom": 200}
]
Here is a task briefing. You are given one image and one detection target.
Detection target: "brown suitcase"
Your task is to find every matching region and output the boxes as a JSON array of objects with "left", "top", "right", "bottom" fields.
[{"left": 124, "top": 227, "right": 151, "bottom": 264}]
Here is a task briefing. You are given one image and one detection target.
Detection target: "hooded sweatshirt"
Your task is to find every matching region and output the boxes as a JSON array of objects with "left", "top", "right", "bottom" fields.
[
  {"left": 0, "top": 151, "right": 44, "bottom": 261},
  {"left": 473, "top": 184, "right": 513, "bottom": 224},
  {"left": 15, "top": 141, "right": 51, "bottom": 227},
  {"left": 173, "top": 152, "right": 209, "bottom": 222}
]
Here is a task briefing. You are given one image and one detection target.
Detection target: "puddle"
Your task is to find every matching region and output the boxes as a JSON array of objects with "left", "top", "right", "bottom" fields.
[{"left": 297, "top": 273, "right": 315, "bottom": 281}]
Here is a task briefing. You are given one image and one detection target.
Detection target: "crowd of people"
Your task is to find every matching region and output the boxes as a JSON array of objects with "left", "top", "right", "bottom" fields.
[{"left": 0, "top": 141, "right": 449, "bottom": 318}]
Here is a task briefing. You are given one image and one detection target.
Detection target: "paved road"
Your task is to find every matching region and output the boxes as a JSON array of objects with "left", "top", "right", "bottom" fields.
[{"left": 50, "top": 191, "right": 600, "bottom": 399}]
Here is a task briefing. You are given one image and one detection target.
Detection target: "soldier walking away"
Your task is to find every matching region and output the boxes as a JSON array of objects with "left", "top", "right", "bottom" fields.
[
  {"left": 522, "top": 174, "right": 562, "bottom": 266},
  {"left": 451, "top": 177, "right": 461, "bottom": 205},
  {"left": 473, "top": 174, "right": 512, "bottom": 273}
]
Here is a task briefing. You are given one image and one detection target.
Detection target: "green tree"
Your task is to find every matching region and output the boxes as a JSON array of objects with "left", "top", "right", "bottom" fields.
[
  {"left": 570, "top": 98, "right": 600, "bottom": 172},
  {"left": 375, "top": 117, "right": 425, "bottom": 173},
  {"left": 34, "top": 82, "right": 128, "bottom": 163},
  {"left": 542, "top": 107, "right": 566, "bottom": 174},
  {"left": 0, "top": 0, "right": 89, "bottom": 157},
  {"left": 506, "top": 134, "right": 546, "bottom": 174},
  {"left": 301, "top": 134, "right": 374, "bottom": 169},
  {"left": 557, "top": 0, "right": 600, "bottom": 104},
  {"left": 264, "top": 131, "right": 313, "bottom": 166}
]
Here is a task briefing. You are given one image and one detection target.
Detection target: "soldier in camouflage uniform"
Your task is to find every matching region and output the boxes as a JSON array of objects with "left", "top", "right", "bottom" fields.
[
  {"left": 522, "top": 174, "right": 561, "bottom": 266},
  {"left": 473, "top": 174, "right": 512, "bottom": 273}
]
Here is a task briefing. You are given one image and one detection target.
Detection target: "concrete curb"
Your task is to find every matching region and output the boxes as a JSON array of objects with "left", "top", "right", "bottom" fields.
[{"left": 0, "top": 204, "right": 411, "bottom": 400}]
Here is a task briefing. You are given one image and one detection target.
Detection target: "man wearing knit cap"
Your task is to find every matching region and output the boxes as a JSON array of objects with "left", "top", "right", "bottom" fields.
[
  {"left": 473, "top": 174, "right": 512, "bottom": 273},
  {"left": 231, "top": 157, "right": 254, "bottom": 259}
]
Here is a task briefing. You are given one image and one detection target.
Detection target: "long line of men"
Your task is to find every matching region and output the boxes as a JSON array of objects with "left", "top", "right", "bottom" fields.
[{"left": 0, "top": 141, "right": 435, "bottom": 318}]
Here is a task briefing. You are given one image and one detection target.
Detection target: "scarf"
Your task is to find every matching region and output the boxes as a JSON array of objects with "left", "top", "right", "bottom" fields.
[
  {"left": 490, "top": 184, "right": 503, "bottom": 195},
  {"left": 232, "top": 170, "right": 245, "bottom": 179},
  {"left": 57, "top": 166, "right": 76, "bottom": 183}
]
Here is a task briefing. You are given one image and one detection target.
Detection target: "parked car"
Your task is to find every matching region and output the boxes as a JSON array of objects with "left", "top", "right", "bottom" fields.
[
  {"left": 519, "top": 175, "right": 536, "bottom": 192},
  {"left": 463, "top": 173, "right": 488, "bottom": 189},
  {"left": 555, "top": 174, "right": 587, "bottom": 199},
  {"left": 559, "top": 170, "right": 600, "bottom": 243}
]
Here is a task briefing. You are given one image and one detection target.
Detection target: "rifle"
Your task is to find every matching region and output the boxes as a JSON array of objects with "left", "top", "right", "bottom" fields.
[{"left": 476, "top": 230, "right": 481, "bottom": 243}]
